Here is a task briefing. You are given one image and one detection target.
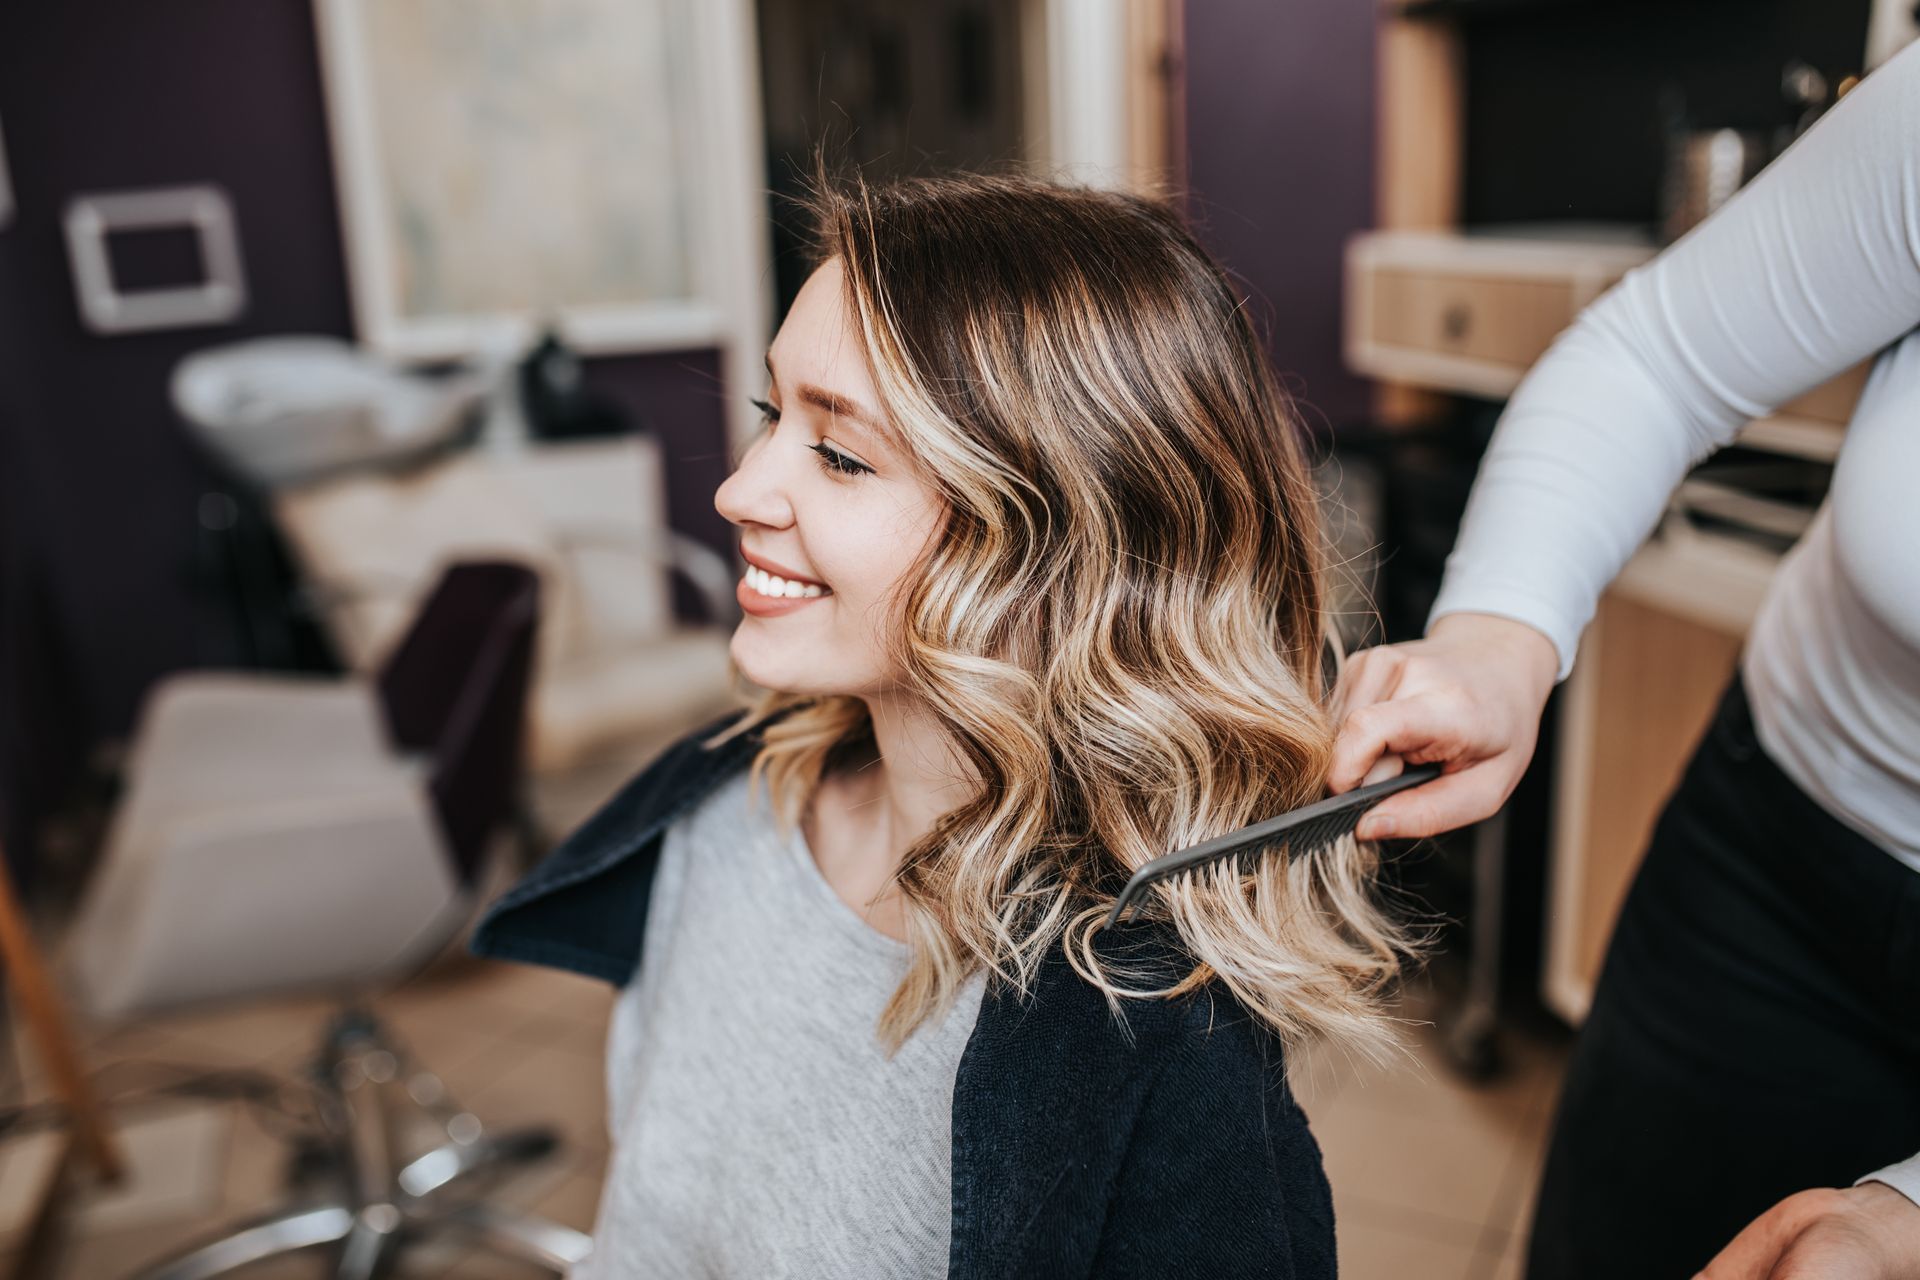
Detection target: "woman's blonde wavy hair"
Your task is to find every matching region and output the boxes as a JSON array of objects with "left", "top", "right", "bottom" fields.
[{"left": 717, "top": 171, "right": 1406, "bottom": 1057}]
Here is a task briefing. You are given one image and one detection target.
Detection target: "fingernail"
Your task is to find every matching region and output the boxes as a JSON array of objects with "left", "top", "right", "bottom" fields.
[{"left": 1361, "top": 815, "right": 1395, "bottom": 840}]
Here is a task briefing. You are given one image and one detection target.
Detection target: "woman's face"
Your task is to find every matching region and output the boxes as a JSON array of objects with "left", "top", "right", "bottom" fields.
[{"left": 715, "top": 259, "right": 945, "bottom": 698}]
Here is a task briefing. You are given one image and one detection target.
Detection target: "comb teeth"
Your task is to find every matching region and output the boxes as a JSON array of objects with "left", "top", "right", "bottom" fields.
[
  {"left": 1294, "top": 808, "right": 1363, "bottom": 853},
  {"left": 1102, "top": 763, "right": 1442, "bottom": 928}
]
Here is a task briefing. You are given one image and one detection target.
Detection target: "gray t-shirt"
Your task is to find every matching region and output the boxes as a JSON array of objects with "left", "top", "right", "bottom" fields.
[{"left": 576, "top": 770, "right": 987, "bottom": 1279}]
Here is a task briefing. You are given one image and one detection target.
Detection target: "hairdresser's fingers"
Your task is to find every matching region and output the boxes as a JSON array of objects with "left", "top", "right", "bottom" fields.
[
  {"left": 1330, "top": 645, "right": 1409, "bottom": 724},
  {"left": 1326, "top": 694, "right": 1469, "bottom": 795},
  {"left": 1360, "top": 755, "right": 1406, "bottom": 787},
  {"left": 1355, "top": 764, "right": 1515, "bottom": 840}
]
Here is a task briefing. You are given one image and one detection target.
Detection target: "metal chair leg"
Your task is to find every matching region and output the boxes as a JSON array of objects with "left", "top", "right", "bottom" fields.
[
  {"left": 133, "top": 1205, "right": 356, "bottom": 1280},
  {"left": 1440, "top": 809, "right": 1508, "bottom": 1080},
  {"left": 131, "top": 1009, "right": 588, "bottom": 1280},
  {"left": 332, "top": 1205, "right": 405, "bottom": 1280},
  {"left": 446, "top": 1203, "right": 594, "bottom": 1272},
  {"left": 397, "top": 1127, "right": 560, "bottom": 1200}
]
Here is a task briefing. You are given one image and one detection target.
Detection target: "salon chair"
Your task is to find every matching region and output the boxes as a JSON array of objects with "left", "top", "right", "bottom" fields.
[
  {"left": 65, "top": 561, "right": 592, "bottom": 1278},
  {"left": 273, "top": 436, "right": 738, "bottom": 806}
]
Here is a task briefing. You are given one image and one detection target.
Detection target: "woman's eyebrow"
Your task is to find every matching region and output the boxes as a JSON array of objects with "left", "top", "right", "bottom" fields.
[
  {"left": 764, "top": 351, "right": 895, "bottom": 448},
  {"left": 796, "top": 383, "right": 890, "bottom": 446}
]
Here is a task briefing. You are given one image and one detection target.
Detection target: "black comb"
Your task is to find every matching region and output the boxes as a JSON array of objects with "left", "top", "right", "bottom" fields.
[{"left": 1103, "top": 763, "right": 1443, "bottom": 928}]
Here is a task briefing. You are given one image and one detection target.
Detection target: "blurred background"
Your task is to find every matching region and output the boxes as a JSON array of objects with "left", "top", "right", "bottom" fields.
[{"left": 0, "top": 1, "right": 1906, "bottom": 1276}]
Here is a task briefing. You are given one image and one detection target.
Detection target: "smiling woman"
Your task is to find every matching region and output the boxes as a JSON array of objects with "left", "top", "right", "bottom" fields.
[
  {"left": 717, "top": 256, "right": 948, "bottom": 695},
  {"left": 716, "top": 175, "right": 1405, "bottom": 1052},
  {"left": 475, "top": 170, "right": 1403, "bottom": 1279}
]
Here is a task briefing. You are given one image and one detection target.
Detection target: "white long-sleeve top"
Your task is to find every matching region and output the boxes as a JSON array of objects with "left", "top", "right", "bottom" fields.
[{"left": 1428, "top": 42, "right": 1920, "bottom": 1203}]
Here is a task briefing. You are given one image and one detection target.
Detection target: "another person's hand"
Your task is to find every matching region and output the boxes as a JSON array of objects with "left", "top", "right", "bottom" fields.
[
  {"left": 1327, "top": 613, "right": 1559, "bottom": 839},
  {"left": 1697, "top": 1183, "right": 1920, "bottom": 1280}
]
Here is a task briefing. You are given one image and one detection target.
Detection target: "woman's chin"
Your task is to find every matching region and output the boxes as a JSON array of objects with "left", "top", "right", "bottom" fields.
[
  {"left": 729, "top": 632, "right": 823, "bottom": 698},
  {"left": 730, "top": 643, "right": 879, "bottom": 702}
]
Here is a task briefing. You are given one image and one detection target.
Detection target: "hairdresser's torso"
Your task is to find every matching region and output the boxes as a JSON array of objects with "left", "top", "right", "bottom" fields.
[
  {"left": 1744, "top": 329, "right": 1920, "bottom": 869},
  {"left": 472, "top": 714, "right": 1339, "bottom": 1279}
]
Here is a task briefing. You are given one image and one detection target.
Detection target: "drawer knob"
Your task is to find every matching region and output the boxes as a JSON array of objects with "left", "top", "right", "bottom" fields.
[{"left": 1442, "top": 303, "right": 1472, "bottom": 342}]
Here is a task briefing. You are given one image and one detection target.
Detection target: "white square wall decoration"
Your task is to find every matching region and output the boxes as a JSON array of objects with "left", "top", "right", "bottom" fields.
[{"left": 63, "top": 184, "right": 248, "bottom": 335}]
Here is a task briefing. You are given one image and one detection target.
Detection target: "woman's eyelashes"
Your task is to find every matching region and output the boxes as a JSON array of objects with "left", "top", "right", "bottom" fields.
[
  {"left": 748, "top": 396, "right": 874, "bottom": 478},
  {"left": 808, "top": 442, "right": 875, "bottom": 477}
]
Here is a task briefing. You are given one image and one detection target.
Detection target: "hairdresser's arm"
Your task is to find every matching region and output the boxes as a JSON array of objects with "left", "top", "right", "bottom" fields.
[{"left": 1329, "top": 40, "right": 1920, "bottom": 837}]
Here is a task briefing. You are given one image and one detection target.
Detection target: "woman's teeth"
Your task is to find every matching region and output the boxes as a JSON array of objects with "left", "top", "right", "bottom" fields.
[{"left": 745, "top": 565, "right": 828, "bottom": 599}]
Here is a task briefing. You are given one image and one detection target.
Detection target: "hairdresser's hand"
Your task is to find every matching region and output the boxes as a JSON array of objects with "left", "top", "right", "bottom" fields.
[
  {"left": 1697, "top": 1183, "right": 1920, "bottom": 1280},
  {"left": 1326, "top": 613, "right": 1559, "bottom": 840}
]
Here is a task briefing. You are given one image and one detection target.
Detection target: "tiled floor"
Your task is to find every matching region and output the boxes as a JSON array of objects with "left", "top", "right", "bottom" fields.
[
  {"left": 1292, "top": 1003, "right": 1564, "bottom": 1280},
  {"left": 1, "top": 956, "right": 1563, "bottom": 1278}
]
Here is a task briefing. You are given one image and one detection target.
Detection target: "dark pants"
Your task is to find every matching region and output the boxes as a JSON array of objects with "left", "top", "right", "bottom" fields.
[{"left": 1526, "top": 675, "right": 1920, "bottom": 1279}]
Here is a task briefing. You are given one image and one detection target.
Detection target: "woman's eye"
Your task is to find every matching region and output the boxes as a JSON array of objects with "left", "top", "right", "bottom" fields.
[
  {"left": 808, "top": 442, "right": 875, "bottom": 477},
  {"left": 749, "top": 397, "right": 780, "bottom": 425}
]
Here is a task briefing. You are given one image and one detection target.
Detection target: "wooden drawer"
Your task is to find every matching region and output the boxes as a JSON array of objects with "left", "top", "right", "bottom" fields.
[
  {"left": 1346, "top": 229, "right": 1871, "bottom": 458},
  {"left": 1346, "top": 230, "right": 1656, "bottom": 400},
  {"left": 1367, "top": 270, "right": 1579, "bottom": 370}
]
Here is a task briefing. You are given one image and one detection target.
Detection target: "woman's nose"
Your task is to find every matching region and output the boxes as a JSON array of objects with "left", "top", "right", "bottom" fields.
[{"left": 714, "top": 433, "right": 794, "bottom": 530}]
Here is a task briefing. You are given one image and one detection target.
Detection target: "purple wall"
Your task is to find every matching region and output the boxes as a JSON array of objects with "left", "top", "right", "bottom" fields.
[
  {"left": 1182, "top": 0, "right": 1378, "bottom": 432},
  {"left": 0, "top": 1, "right": 733, "bottom": 870},
  {"left": 3, "top": 1, "right": 363, "bottom": 705}
]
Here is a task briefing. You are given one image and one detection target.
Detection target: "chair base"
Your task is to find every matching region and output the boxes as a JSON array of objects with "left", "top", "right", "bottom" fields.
[{"left": 130, "top": 1008, "right": 592, "bottom": 1280}]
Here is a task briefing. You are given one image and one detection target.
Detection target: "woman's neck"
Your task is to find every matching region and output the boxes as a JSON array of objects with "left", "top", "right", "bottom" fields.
[
  {"left": 864, "top": 693, "right": 974, "bottom": 849},
  {"left": 804, "top": 693, "right": 973, "bottom": 940}
]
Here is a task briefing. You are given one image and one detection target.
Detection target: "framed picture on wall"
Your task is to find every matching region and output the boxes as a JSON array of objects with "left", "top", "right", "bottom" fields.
[{"left": 314, "top": 0, "right": 769, "bottom": 395}]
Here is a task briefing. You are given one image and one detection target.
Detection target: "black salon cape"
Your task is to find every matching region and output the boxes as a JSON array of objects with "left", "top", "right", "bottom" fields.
[{"left": 471, "top": 714, "right": 1338, "bottom": 1279}]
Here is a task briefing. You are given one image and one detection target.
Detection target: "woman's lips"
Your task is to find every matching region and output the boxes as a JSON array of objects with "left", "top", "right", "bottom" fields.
[
  {"left": 736, "top": 575, "right": 830, "bottom": 617},
  {"left": 739, "top": 547, "right": 828, "bottom": 587},
  {"left": 736, "top": 547, "right": 831, "bottom": 617}
]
